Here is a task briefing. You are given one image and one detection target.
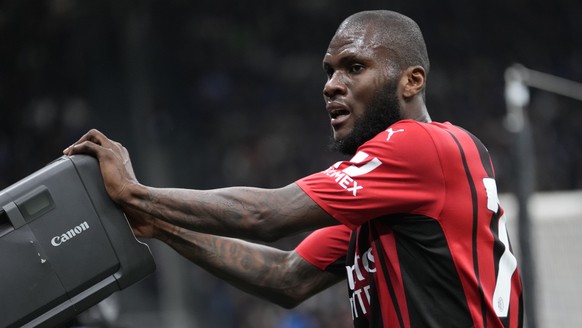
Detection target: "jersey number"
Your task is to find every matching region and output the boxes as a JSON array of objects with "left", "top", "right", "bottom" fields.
[{"left": 483, "top": 178, "right": 518, "bottom": 317}]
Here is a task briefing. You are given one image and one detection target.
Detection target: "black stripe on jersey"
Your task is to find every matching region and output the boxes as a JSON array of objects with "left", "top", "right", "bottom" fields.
[
  {"left": 458, "top": 127, "right": 495, "bottom": 178},
  {"left": 379, "top": 215, "right": 473, "bottom": 327},
  {"left": 446, "top": 130, "right": 488, "bottom": 328}
]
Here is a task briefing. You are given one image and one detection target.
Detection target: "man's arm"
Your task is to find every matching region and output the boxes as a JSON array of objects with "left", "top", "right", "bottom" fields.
[
  {"left": 64, "top": 129, "right": 337, "bottom": 241},
  {"left": 127, "top": 208, "right": 343, "bottom": 309},
  {"left": 128, "top": 183, "right": 335, "bottom": 241}
]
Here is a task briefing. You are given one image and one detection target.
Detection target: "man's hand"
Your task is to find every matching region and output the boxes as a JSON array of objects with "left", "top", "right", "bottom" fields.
[{"left": 63, "top": 129, "right": 138, "bottom": 204}]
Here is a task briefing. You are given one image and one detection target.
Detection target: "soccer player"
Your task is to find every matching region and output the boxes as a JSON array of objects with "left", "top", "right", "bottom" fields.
[{"left": 64, "top": 10, "right": 523, "bottom": 327}]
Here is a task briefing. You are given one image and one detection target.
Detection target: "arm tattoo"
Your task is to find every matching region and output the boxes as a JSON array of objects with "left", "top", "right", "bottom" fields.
[{"left": 162, "top": 225, "right": 342, "bottom": 307}]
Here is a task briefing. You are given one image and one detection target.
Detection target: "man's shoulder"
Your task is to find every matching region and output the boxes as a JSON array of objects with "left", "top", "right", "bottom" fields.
[
  {"left": 347, "top": 121, "right": 435, "bottom": 171},
  {"left": 364, "top": 120, "right": 447, "bottom": 148},
  {"left": 355, "top": 120, "right": 464, "bottom": 167}
]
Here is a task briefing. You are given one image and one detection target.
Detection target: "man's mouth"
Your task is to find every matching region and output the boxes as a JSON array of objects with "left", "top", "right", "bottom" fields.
[
  {"left": 327, "top": 103, "right": 351, "bottom": 126},
  {"left": 330, "top": 108, "right": 350, "bottom": 120}
]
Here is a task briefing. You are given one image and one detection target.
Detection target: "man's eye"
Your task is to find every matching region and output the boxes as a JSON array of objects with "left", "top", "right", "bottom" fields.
[
  {"left": 349, "top": 64, "right": 364, "bottom": 73},
  {"left": 326, "top": 70, "right": 334, "bottom": 78},
  {"left": 324, "top": 67, "right": 334, "bottom": 78}
]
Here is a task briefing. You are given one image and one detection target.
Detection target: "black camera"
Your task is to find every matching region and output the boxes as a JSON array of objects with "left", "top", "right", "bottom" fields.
[{"left": 0, "top": 155, "right": 155, "bottom": 327}]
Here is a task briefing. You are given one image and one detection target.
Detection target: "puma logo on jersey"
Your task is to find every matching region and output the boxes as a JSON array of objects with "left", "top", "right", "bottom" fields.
[{"left": 386, "top": 128, "right": 404, "bottom": 141}]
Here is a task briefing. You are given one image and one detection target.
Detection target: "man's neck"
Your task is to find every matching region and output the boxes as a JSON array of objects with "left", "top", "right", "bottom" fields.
[{"left": 403, "top": 103, "right": 431, "bottom": 123}]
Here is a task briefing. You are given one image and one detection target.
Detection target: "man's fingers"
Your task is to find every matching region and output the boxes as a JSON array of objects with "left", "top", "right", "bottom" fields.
[
  {"left": 64, "top": 139, "right": 104, "bottom": 157},
  {"left": 63, "top": 129, "right": 112, "bottom": 156}
]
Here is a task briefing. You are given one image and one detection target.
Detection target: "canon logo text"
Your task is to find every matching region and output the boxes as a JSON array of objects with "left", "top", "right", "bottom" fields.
[{"left": 51, "top": 221, "right": 90, "bottom": 246}]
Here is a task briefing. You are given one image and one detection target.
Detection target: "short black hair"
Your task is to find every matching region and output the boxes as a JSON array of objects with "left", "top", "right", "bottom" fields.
[{"left": 339, "top": 10, "right": 430, "bottom": 75}]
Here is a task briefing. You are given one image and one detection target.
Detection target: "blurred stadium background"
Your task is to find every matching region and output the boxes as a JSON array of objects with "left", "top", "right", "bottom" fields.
[{"left": 1, "top": 0, "right": 580, "bottom": 327}]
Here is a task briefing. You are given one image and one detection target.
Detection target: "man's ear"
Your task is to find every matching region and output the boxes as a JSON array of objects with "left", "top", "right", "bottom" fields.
[{"left": 402, "top": 66, "right": 426, "bottom": 99}]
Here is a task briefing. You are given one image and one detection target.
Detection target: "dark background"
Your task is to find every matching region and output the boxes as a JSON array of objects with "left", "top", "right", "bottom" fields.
[
  {"left": 1, "top": 0, "right": 581, "bottom": 192},
  {"left": 1, "top": 0, "right": 580, "bottom": 327}
]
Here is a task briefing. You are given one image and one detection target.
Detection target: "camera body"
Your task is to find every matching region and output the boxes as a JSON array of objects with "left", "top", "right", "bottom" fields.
[{"left": 0, "top": 155, "right": 155, "bottom": 328}]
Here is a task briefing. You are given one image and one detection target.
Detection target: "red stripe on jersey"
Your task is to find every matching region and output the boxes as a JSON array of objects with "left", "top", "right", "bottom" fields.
[{"left": 371, "top": 224, "right": 410, "bottom": 328}]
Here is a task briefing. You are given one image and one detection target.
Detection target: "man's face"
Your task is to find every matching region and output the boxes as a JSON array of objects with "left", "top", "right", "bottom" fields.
[{"left": 322, "top": 24, "right": 402, "bottom": 155}]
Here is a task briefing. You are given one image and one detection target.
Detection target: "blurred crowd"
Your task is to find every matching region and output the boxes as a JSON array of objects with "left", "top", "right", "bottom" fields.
[{"left": 1, "top": 0, "right": 580, "bottom": 327}]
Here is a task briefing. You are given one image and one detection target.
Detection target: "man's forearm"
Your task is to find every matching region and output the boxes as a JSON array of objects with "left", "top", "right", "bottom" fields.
[
  {"left": 124, "top": 182, "right": 335, "bottom": 241},
  {"left": 154, "top": 220, "right": 342, "bottom": 308}
]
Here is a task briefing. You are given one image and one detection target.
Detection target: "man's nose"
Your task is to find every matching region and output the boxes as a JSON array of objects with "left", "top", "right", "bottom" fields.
[{"left": 323, "top": 72, "right": 347, "bottom": 101}]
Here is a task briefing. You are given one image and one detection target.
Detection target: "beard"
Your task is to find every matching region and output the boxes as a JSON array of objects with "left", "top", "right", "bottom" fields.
[{"left": 329, "top": 79, "right": 402, "bottom": 156}]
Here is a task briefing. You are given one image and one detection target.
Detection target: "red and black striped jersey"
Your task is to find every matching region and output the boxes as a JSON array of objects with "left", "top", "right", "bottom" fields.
[{"left": 296, "top": 120, "right": 523, "bottom": 328}]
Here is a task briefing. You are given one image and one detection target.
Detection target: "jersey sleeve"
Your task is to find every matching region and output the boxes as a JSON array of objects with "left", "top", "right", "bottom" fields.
[
  {"left": 295, "top": 225, "right": 351, "bottom": 274},
  {"left": 296, "top": 120, "right": 445, "bottom": 229}
]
